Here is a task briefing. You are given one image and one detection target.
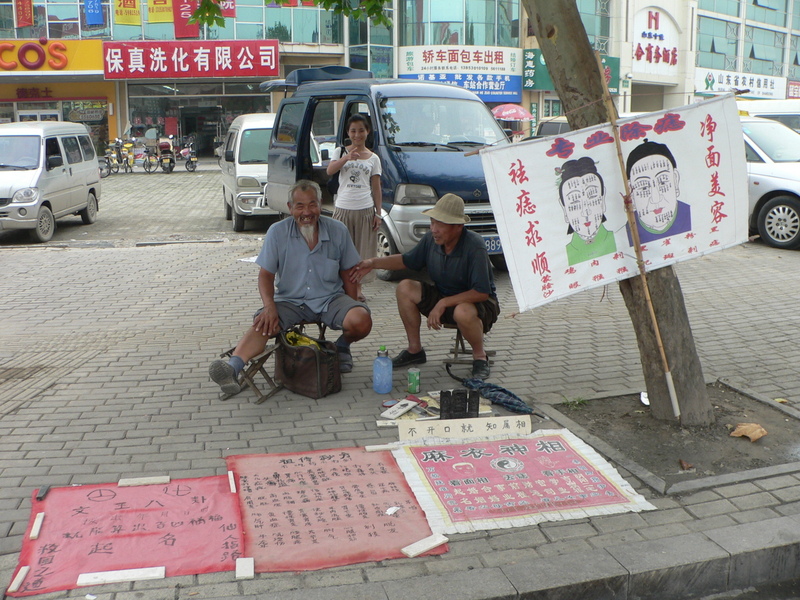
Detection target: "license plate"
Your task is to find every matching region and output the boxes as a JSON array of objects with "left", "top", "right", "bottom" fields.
[
  {"left": 190, "top": 157, "right": 198, "bottom": 161},
  {"left": 484, "top": 235, "right": 502, "bottom": 255}
]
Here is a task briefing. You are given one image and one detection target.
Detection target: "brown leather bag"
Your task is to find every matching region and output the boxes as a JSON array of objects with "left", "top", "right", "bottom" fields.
[{"left": 274, "top": 329, "right": 341, "bottom": 399}]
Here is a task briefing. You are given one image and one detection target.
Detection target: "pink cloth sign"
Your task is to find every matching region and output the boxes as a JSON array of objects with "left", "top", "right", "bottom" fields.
[
  {"left": 392, "top": 430, "right": 654, "bottom": 534},
  {"left": 226, "top": 448, "right": 447, "bottom": 572},
  {"left": 7, "top": 477, "right": 243, "bottom": 597}
]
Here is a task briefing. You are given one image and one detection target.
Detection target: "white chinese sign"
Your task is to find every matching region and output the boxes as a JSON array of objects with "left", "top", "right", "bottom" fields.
[
  {"left": 480, "top": 95, "right": 749, "bottom": 313},
  {"left": 632, "top": 8, "right": 680, "bottom": 77},
  {"left": 696, "top": 67, "right": 787, "bottom": 99},
  {"left": 397, "top": 45, "right": 522, "bottom": 102}
]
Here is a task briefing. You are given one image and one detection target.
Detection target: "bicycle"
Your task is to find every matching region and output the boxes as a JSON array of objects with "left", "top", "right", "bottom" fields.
[{"left": 142, "top": 145, "right": 159, "bottom": 174}]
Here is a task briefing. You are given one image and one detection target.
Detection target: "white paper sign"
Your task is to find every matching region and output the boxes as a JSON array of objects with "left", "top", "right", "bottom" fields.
[{"left": 480, "top": 95, "right": 749, "bottom": 313}]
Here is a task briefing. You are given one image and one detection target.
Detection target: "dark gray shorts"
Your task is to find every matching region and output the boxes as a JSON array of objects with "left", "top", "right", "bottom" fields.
[
  {"left": 417, "top": 283, "right": 500, "bottom": 334},
  {"left": 254, "top": 294, "right": 370, "bottom": 332}
]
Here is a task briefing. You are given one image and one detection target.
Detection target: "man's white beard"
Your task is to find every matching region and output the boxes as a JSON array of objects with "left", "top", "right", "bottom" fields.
[{"left": 299, "top": 224, "right": 316, "bottom": 245}]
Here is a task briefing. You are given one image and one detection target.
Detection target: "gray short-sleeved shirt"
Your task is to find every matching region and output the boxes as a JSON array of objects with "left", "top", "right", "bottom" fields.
[{"left": 256, "top": 216, "right": 361, "bottom": 314}]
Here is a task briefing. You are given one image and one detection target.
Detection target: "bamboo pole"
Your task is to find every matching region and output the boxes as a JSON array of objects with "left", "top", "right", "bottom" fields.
[{"left": 595, "top": 53, "right": 681, "bottom": 419}]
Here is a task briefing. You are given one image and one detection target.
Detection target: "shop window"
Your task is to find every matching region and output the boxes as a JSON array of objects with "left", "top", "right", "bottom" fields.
[
  {"left": 293, "top": 7, "right": 319, "bottom": 43},
  {"left": 265, "top": 7, "right": 291, "bottom": 41}
]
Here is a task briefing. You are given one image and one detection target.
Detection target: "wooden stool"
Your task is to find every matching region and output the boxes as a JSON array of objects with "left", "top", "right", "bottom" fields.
[
  {"left": 219, "top": 322, "right": 326, "bottom": 404},
  {"left": 442, "top": 323, "right": 496, "bottom": 366}
]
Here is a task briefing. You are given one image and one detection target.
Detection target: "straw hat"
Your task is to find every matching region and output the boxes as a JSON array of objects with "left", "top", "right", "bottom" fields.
[{"left": 421, "top": 193, "right": 471, "bottom": 224}]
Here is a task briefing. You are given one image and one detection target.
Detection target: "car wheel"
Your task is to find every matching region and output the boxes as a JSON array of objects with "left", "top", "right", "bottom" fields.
[
  {"left": 224, "top": 195, "right": 232, "bottom": 220},
  {"left": 80, "top": 192, "right": 98, "bottom": 224},
  {"left": 757, "top": 196, "right": 800, "bottom": 249},
  {"left": 489, "top": 254, "right": 508, "bottom": 271},
  {"left": 376, "top": 224, "right": 402, "bottom": 281},
  {"left": 30, "top": 206, "right": 55, "bottom": 243},
  {"left": 233, "top": 209, "right": 245, "bottom": 232}
]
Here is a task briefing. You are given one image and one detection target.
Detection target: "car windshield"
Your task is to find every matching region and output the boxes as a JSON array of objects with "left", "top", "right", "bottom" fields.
[
  {"left": 742, "top": 120, "right": 800, "bottom": 162},
  {"left": 379, "top": 97, "right": 507, "bottom": 147},
  {"left": 0, "top": 135, "right": 39, "bottom": 169},
  {"left": 238, "top": 128, "right": 272, "bottom": 164}
]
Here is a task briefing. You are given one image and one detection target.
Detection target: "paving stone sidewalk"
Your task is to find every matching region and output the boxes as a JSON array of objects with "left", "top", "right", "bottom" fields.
[{"left": 2, "top": 167, "right": 800, "bottom": 599}]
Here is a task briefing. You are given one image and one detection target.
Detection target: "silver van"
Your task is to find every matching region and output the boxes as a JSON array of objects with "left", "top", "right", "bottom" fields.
[
  {"left": 220, "top": 113, "right": 276, "bottom": 232},
  {"left": 0, "top": 121, "right": 100, "bottom": 242}
]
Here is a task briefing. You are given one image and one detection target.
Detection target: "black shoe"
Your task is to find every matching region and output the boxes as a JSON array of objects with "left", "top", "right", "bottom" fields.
[
  {"left": 471, "top": 359, "right": 490, "bottom": 380},
  {"left": 209, "top": 359, "right": 241, "bottom": 394},
  {"left": 338, "top": 349, "right": 353, "bottom": 373},
  {"left": 392, "top": 349, "right": 427, "bottom": 369}
]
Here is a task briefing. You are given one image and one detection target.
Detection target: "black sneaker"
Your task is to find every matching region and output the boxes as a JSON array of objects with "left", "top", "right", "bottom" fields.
[
  {"left": 209, "top": 359, "right": 241, "bottom": 394},
  {"left": 471, "top": 359, "right": 490, "bottom": 380},
  {"left": 392, "top": 349, "right": 427, "bottom": 369},
  {"left": 338, "top": 349, "right": 353, "bottom": 374}
]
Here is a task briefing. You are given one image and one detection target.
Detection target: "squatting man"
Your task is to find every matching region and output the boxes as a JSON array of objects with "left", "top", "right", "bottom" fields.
[{"left": 352, "top": 193, "right": 499, "bottom": 380}]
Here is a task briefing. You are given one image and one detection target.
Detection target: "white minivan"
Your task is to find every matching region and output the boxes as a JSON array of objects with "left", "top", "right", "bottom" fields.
[
  {"left": 0, "top": 121, "right": 100, "bottom": 243},
  {"left": 220, "top": 113, "right": 276, "bottom": 232}
]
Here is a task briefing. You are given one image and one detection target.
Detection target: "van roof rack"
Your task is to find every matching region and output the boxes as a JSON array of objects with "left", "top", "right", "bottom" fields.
[{"left": 259, "top": 65, "right": 373, "bottom": 93}]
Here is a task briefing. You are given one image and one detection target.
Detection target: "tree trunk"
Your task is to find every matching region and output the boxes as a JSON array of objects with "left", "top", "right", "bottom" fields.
[{"left": 523, "top": 0, "right": 713, "bottom": 425}]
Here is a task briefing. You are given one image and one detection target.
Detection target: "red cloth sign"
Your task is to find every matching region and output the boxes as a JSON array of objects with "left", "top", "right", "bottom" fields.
[
  {"left": 102, "top": 40, "right": 279, "bottom": 79},
  {"left": 393, "top": 431, "right": 654, "bottom": 533},
  {"left": 7, "top": 477, "right": 243, "bottom": 597},
  {"left": 14, "top": 0, "right": 33, "bottom": 27},
  {"left": 226, "top": 448, "right": 447, "bottom": 572},
  {"left": 171, "top": 0, "right": 198, "bottom": 38}
]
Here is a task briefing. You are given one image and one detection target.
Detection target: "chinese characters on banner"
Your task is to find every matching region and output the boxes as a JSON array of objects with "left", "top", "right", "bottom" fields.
[
  {"left": 84, "top": 0, "right": 104, "bottom": 26},
  {"left": 6, "top": 477, "right": 243, "bottom": 598},
  {"left": 172, "top": 0, "right": 197, "bottom": 38},
  {"left": 392, "top": 431, "right": 655, "bottom": 534},
  {"left": 14, "top": 0, "right": 34, "bottom": 27},
  {"left": 219, "top": 0, "right": 235, "bottom": 17},
  {"left": 102, "top": 40, "right": 279, "bottom": 79},
  {"left": 479, "top": 94, "right": 749, "bottom": 313},
  {"left": 226, "top": 448, "right": 446, "bottom": 572},
  {"left": 113, "top": 0, "right": 140, "bottom": 26},
  {"left": 147, "top": 0, "right": 173, "bottom": 24}
]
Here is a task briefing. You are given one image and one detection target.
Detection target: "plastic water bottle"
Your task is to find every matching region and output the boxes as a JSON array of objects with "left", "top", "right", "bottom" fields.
[{"left": 373, "top": 346, "right": 393, "bottom": 394}]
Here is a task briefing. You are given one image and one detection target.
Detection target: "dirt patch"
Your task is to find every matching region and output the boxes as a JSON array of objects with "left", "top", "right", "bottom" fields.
[{"left": 554, "top": 382, "right": 800, "bottom": 491}]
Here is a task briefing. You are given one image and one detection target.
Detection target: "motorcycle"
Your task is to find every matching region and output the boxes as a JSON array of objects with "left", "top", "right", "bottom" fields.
[
  {"left": 157, "top": 135, "right": 176, "bottom": 173},
  {"left": 180, "top": 137, "right": 198, "bottom": 172},
  {"left": 118, "top": 137, "right": 136, "bottom": 173}
]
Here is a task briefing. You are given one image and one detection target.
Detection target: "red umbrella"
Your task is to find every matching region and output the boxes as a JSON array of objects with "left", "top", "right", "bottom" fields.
[{"left": 491, "top": 103, "right": 534, "bottom": 121}]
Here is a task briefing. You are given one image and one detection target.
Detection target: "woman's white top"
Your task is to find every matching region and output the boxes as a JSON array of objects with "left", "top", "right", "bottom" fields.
[{"left": 333, "top": 147, "right": 382, "bottom": 210}]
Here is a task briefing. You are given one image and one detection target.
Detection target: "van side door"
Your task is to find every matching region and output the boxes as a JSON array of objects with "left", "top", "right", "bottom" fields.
[
  {"left": 267, "top": 99, "right": 311, "bottom": 213},
  {"left": 41, "top": 136, "right": 74, "bottom": 217},
  {"left": 60, "top": 135, "right": 85, "bottom": 211},
  {"left": 221, "top": 128, "right": 237, "bottom": 199}
]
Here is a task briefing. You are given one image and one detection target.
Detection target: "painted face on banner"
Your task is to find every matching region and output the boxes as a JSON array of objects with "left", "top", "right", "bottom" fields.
[
  {"left": 629, "top": 154, "right": 681, "bottom": 233},
  {"left": 561, "top": 172, "right": 606, "bottom": 241}
]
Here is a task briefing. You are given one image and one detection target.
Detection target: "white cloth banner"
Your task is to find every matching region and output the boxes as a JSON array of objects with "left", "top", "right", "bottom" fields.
[{"left": 480, "top": 94, "right": 749, "bottom": 312}]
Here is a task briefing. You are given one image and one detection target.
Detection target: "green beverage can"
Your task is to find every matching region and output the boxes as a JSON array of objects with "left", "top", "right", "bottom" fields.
[{"left": 407, "top": 368, "right": 420, "bottom": 394}]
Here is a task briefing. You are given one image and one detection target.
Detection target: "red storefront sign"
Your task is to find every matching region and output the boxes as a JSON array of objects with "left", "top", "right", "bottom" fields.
[
  {"left": 172, "top": 0, "right": 198, "bottom": 38},
  {"left": 14, "top": 0, "right": 34, "bottom": 27},
  {"left": 102, "top": 40, "right": 279, "bottom": 79}
]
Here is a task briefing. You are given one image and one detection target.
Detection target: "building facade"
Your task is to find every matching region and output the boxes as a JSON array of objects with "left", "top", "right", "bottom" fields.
[{"left": 3, "top": 0, "right": 800, "bottom": 151}]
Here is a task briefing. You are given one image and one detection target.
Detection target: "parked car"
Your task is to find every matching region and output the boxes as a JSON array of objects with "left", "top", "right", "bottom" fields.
[
  {"left": 261, "top": 65, "right": 511, "bottom": 279},
  {"left": 0, "top": 121, "right": 100, "bottom": 243},
  {"left": 741, "top": 115, "right": 800, "bottom": 249},
  {"left": 737, "top": 99, "right": 800, "bottom": 132},
  {"left": 220, "top": 113, "right": 276, "bottom": 232}
]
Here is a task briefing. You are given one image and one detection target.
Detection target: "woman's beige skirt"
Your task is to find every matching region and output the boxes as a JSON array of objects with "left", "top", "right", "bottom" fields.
[{"left": 333, "top": 205, "right": 377, "bottom": 284}]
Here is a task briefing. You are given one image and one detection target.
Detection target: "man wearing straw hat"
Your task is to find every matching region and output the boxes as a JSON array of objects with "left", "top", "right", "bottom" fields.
[{"left": 352, "top": 193, "right": 499, "bottom": 380}]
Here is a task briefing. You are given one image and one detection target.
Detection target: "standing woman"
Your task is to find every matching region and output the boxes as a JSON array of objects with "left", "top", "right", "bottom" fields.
[{"left": 327, "top": 113, "right": 383, "bottom": 302}]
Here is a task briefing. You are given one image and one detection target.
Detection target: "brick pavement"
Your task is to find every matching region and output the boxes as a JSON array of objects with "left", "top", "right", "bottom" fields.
[{"left": 2, "top": 164, "right": 800, "bottom": 598}]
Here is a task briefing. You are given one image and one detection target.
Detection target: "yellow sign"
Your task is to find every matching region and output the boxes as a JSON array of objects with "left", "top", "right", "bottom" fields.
[
  {"left": 148, "top": 0, "right": 173, "bottom": 23},
  {"left": 115, "top": 0, "right": 141, "bottom": 26},
  {"left": 0, "top": 39, "right": 104, "bottom": 73}
]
